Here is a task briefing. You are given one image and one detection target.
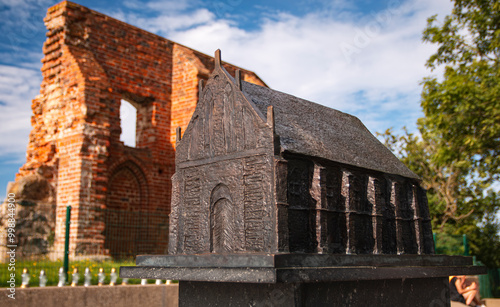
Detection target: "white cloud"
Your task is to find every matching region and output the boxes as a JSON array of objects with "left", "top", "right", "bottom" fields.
[
  {"left": 0, "top": 0, "right": 55, "bottom": 26},
  {"left": 1, "top": 0, "right": 454, "bottom": 163},
  {"left": 134, "top": 8, "right": 215, "bottom": 33},
  {"left": 149, "top": 0, "right": 453, "bottom": 133},
  {"left": 145, "top": 0, "right": 197, "bottom": 12},
  {"left": 0, "top": 65, "right": 40, "bottom": 157},
  {"left": 107, "top": 7, "right": 216, "bottom": 34},
  {"left": 0, "top": 0, "right": 52, "bottom": 9}
]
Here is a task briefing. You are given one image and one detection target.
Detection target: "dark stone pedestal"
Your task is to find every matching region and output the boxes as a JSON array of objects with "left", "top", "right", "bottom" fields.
[
  {"left": 121, "top": 254, "right": 486, "bottom": 307},
  {"left": 180, "top": 278, "right": 450, "bottom": 307}
]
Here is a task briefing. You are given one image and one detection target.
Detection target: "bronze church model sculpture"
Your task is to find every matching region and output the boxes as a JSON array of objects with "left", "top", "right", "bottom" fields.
[
  {"left": 168, "top": 50, "right": 433, "bottom": 257},
  {"left": 122, "top": 50, "right": 484, "bottom": 306}
]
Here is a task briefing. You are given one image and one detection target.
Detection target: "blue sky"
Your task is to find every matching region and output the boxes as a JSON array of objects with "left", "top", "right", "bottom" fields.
[{"left": 0, "top": 0, "right": 454, "bottom": 200}]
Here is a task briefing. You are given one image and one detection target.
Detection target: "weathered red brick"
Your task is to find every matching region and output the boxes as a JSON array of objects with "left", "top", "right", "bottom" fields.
[{"left": 12, "top": 0, "right": 266, "bottom": 257}]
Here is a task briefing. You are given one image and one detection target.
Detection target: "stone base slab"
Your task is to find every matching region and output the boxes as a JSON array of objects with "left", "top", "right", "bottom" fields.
[
  {"left": 0, "top": 284, "right": 178, "bottom": 307},
  {"left": 121, "top": 254, "right": 486, "bottom": 283}
]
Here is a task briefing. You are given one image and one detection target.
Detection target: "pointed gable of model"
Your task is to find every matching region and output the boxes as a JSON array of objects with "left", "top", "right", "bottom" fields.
[{"left": 175, "top": 49, "right": 275, "bottom": 165}]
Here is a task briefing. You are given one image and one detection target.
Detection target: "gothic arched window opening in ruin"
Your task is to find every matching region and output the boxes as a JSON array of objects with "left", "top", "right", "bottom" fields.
[
  {"left": 210, "top": 184, "right": 235, "bottom": 253},
  {"left": 105, "top": 161, "right": 149, "bottom": 258},
  {"left": 120, "top": 99, "right": 137, "bottom": 147}
]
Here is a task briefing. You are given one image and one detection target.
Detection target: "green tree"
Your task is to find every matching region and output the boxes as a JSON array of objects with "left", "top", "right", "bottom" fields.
[
  {"left": 379, "top": 129, "right": 496, "bottom": 231},
  {"left": 421, "top": 0, "right": 499, "bottom": 181},
  {"left": 380, "top": 127, "right": 500, "bottom": 267},
  {"left": 380, "top": 0, "right": 500, "bottom": 267}
]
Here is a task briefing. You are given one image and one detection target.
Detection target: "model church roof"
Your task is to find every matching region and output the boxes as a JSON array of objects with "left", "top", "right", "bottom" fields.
[
  {"left": 182, "top": 50, "right": 419, "bottom": 180},
  {"left": 238, "top": 68, "right": 419, "bottom": 180}
]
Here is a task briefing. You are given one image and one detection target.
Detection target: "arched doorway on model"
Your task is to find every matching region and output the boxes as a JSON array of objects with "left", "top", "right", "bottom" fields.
[{"left": 210, "top": 183, "right": 235, "bottom": 253}]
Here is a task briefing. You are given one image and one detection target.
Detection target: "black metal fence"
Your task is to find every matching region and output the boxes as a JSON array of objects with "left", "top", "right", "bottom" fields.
[
  {"left": 102, "top": 207, "right": 169, "bottom": 259},
  {"left": 1, "top": 208, "right": 169, "bottom": 287}
]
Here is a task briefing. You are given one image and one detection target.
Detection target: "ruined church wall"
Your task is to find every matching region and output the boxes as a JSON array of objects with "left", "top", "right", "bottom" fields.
[
  {"left": 40, "top": 2, "right": 176, "bottom": 255},
  {"left": 3, "top": 1, "right": 267, "bottom": 258}
]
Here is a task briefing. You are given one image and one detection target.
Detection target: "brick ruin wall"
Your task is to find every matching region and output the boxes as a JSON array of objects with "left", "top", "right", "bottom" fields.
[{"left": 0, "top": 1, "right": 265, "bottom": 259}]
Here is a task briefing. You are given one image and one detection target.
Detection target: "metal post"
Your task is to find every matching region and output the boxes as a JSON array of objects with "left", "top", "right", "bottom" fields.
[
  {"left": 64, "top": 206, "right": 72, "bottom": 284},
  {"left": 463, "top": 234, "right": 470, "bottom": 256}
]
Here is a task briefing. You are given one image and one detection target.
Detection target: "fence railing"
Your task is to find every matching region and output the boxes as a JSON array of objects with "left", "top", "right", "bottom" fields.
[
  {"left": 101, "top": 207, "right": 169, "bottom": 259},
  {"left": 1, "top": 207, "right": 169, "bottom": 287}
]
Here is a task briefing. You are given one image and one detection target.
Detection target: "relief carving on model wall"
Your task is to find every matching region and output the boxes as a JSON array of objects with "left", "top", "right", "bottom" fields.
[
  {"left": 243, "top": 156, "right": 268, "bottom": 251},
  {"left": 182, "top": 173, "right": 203, "bottom": 254},
  {"left": 180, "top": 77, "right": 271, "bottom": 165}
]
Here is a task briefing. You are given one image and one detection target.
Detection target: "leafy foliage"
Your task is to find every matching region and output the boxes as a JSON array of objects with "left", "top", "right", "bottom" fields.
[
  {"left": 379, "top": 128, "right": 500, "bottom": 267},
  {"left": 379, "top": 0, "right": 500, "bottom": 267},
  {"left": 420, "top": 0, "right": 500, "bottom": 181},
  {"left": 379, "top": 129, "right": 497, "bottom": 230}
]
